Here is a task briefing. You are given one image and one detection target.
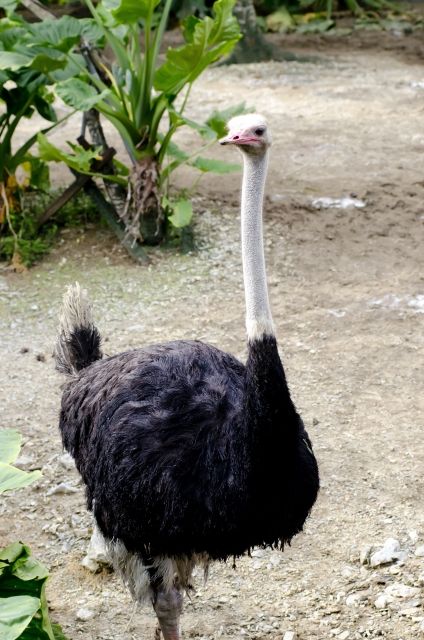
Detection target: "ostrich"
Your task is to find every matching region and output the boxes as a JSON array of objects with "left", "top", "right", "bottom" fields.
[{"left": 54, "top": 114, "right": 319, "bottom": 639}]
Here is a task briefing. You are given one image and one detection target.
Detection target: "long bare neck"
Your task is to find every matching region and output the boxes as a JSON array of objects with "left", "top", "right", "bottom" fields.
[
  {"left": 236, "top": 149, "right": 297, "bottom": 467},
  {"left": 241, "top": 151, "right": 274, "bottom": 341}
]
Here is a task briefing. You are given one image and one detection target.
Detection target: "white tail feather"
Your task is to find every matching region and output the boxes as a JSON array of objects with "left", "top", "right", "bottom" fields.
[{"left": 54, "top": 282, "right": 101, "bottom": 376}]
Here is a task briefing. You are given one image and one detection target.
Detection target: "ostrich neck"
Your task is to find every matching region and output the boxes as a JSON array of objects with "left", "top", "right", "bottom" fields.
[
  {"left": 240, "top": 150, "right": 297, "bottom": 445},
  {"left": 241, "top": 150, "right": 274, "bottom": 341}
]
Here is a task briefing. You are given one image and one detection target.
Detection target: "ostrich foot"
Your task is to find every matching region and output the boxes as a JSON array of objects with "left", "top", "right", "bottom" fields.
[{"left": 153, "top": 588, "right": 183, "bottom": 640}]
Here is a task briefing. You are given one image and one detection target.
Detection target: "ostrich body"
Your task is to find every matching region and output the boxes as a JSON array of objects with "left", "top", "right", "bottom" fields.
[{"left": 55, "top": 114, "right": 319, "bottom": 639}]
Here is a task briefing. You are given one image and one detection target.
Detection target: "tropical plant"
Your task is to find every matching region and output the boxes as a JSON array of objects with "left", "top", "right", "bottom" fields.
[
  {"left": 0, "top": 2, "right": 110, "bottom": 266},
  {"left": 45, "top": 0, "right": 242, "bottom": 244},
  {"left": 262, "top": 0, "right": 404, "bottom": 32},
  {"left": 0, "top": 189, "right": 100, "bottom": 266},
  {"left": 0, "top": 429, "right": 69, "bottom": 640},
  {"left": 0, "top": 4, "right": 77, "bottom": 265}
]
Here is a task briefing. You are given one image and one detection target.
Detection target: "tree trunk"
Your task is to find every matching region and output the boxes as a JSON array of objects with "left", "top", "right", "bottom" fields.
[
  {"left": 83, "top": 110, "right": 165, "bottom": 246},
  {"left": 125, "top": 157, "right": 165, "bottom": 246},
  {"left": 226, "top": 0, "right": 309, "bottom": 64},
  {"left": 83, "top": 109, "right": 128, "bottom": 218},
  {"left": 227, "top": 0, "right": 275, "bottom": 63}
]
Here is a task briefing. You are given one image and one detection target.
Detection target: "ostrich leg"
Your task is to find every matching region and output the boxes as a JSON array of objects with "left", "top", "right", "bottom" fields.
[{"left": 152, "top": 588, "right": 183, "bottom": 640}]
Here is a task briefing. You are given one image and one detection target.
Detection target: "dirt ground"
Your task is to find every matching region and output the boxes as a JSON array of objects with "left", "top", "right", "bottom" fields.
[{"left": 1, "top": 30, "right": 424, "bottom": 640}]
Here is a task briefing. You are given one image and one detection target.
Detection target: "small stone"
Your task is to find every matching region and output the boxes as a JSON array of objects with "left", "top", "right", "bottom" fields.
[
  {"left": 283, "top": 632, "right": 297, "bottom": 640},
  {"left": 346, "top": 591, "right": 368, "bottom": 606},
  {"left": 388, "top": 565, "right": 401, "bottom": 575},
  {"left": 47, "top": 482, "right": 78, "bottom": 496},
  {"left": 415, "top": 545, "right": 424, "bottom": 557},
  {"left": 384, "top": 582, "right": 420, "bottom": 599},
  {"left": 338, "top": 632, "right": 350, "bottom": 640},
  {"left": 20, "top": 347, "right": 29, "bottom": 354},
  {"left": 76, "top": 608, "right": 95, "bottom": 621},
  {"left": 374, "top": 595, "right": 393, "bottom": 609},
  {"left": 35, "top": 353, "right": 46, "bottom": 362},
  {"left": 370, "top": 538, "right": 401, "bottom": 567},
  {"left": 402, "top": 598, "right": 421, "bottom": 609},
  {"left": 14, "top": 455, "right": 34, "bottom": 469}
]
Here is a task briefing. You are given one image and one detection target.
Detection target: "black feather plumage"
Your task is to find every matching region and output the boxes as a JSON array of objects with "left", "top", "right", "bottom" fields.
[{"left": 59, "top": 336, "right": 319, "bottom": 561}]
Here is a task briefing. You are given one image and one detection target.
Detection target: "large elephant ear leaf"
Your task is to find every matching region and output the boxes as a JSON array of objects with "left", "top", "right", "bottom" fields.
[
  {"left": 208, "top": 0, "right": 241, "bottom": 45},
  {"left": 55, "top": 78, "right": 110, "bottom": 111},
  {"left": 153, "top": 0, "right": 240, "bottom": 95},
  {"left": 0, "top": 462, "right": 41, "bottom": 494},
  {"left": 28, "top": 16, "right": 86, "bottom": 52},
  {"left": 0, "top": 51, "right": 66, "bottom": 73},
  {"left": 0, "top": 430, "right": 21, "bottom": 464},
  {"left": 0, "top": 595, "right": 41, "bottom": 640},
  {"left": 111, "top": 0, "right": 161, "bottom": 23}
]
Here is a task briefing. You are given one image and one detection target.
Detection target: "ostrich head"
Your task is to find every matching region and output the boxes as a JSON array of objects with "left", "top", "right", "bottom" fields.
[{"left": 220, "top": 113, "right": 271, "bottom": 155}]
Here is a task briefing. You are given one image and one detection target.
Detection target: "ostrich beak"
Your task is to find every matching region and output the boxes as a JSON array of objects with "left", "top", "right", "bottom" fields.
[
  {"left": 219, "top": 132, "right": 260, "bottom": 146},
  {"left": 219, "top": 133, "right": 236, "bottom": 145}
]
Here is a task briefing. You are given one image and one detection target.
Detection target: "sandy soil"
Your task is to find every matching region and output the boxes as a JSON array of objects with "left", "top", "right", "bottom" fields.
[{"left": 1, "top": 32, "right": 424, "bottom": 640}]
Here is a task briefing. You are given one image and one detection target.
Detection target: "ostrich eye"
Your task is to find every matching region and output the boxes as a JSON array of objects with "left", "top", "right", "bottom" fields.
[{"left": 255, "top": 127, "right": 265, "bottom": 136}]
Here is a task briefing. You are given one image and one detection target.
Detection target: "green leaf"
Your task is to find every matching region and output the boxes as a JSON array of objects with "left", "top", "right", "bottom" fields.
[
  {"left": 0, "top": 596, "right": 40, "bottom": 640},
  {"left": 52, "top": 623, "right": 70, "bottom": 640},
  {"left": 37, "top": 134, "right": 100, "bottom": 173},
  {"left": 55, "top": 78, "right": 110, "bottom": 111},
  {"left": 0, "top": 51, "right": 66, "bottom": 74},
  {"left": 164, "top": 140, "right": 189, "bottom": 162},
  {"left": 12, "top": 556, "right": 49, "bottom": 583},
  {"left": 168, "top": 198, "right": 193, "bottom": 228},
  {"left": 0, "top": 462, "right": 41, "bottom": 494},
  {"left": 28, "top": 156, "right": 50, "bottom": 192},
  {"left": 181, "top": 15, "right": 200, "bottom": 41},
  {"left": 178, "top": 115, "right": 216, "bottom": 141},
  {"left": 0, "top": 543, "right": 67, "bottom": 640},
  {"left": 111, "top": 0, "right": 161, "bottom": 23},
  {"left": 0, "top": 542, "right": 29, "bottom": 564},
  {"left": 191, "top": 156, "right": 240, "bottom": 173},
  {"left": 0, "top": 0, "right": 17, "bottom": 12},
  {"left": 18, "top": 585, "right": 54, "bottom": 640},
  {"left": 33, "top": 94, "right": 57, "bottom": 123},
  {"left": 112, "top": 157, "right": 130, "bottom": 176},
  {"left": 205, "top": 102, "right": 253, "bottom": 138},
  {"left": 154, "top": 0, "right": 240, "bottom": 95},
  {"left": 297, "top": 18, "right": 334, "bottom": 32},
  {"left": 28, "top": 16, "right": 85, "bottom": 53},
  {"left": 37, "top": 135, "right": 125, "bottom": 185},
  {"left": 0, "top": 52, "right": 31, "bottom": 71},
  {"left": 265, "top": 7, "right": 294, "bottom": 33},
  {"left": 0, "top": 430, "right": 21, "bottom": 464},
  {"left": 26, "top": 54, "right": 67, "bottom": 75}
]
